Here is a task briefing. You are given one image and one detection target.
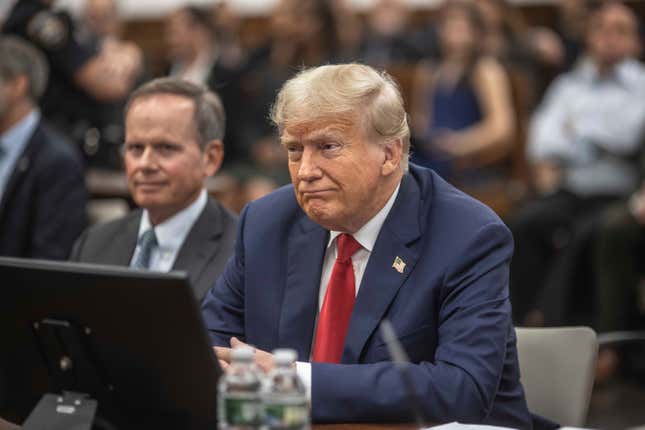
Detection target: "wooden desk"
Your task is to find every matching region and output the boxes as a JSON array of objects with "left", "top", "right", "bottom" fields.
[
  {"left": 0, "top": 420, "right": 418, "bottom": 430},
  {"left": 315, "top": 425, "right": 419, "bottom": 430}
]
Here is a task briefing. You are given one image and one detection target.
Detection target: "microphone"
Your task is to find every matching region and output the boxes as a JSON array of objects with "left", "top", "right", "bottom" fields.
[{"left": 379, "top": 319, "right": 428, "bottom": 428}]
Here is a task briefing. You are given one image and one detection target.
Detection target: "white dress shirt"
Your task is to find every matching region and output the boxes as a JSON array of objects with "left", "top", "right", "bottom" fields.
[
  {"left": 169, "top": 50, "right": 217, "bottom": 85},
  {"left": 129, "top": 189, "right": 207, "bottom": 272},
  {"left": 295, "top": 184, "right": 401, "bottom": 398},
  {"left": 528, "top": 58, "right": 645, "bottom": 196}
]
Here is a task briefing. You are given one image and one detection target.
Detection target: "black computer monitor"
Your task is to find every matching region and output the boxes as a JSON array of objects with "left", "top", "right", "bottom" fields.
[{"left": 0, "top": 257, "right": 221, "bottom": 429}]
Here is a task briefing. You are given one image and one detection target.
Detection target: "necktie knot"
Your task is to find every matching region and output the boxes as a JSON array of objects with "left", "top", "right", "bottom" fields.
[
  {"left": 132, "top": 228, "right": 158, "bottom": 269},
  {"left": 336, "top": 233, "right": 361, "bottom": 263}
]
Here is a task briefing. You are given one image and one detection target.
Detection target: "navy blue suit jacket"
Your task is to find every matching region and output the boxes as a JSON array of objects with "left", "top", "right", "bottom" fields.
[
  {"left": 202, "top": 164, "right": 531, "bottom": 428},
  {"left": 0, "top": 119, "right": 87, "bottom": 259}
]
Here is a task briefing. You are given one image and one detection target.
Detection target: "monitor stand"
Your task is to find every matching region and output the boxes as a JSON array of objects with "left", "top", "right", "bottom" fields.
[
  {"left": 22, "top": 392, "right": 97, "bottom": 430},
  {"left": 22, "top": 318, "right": 113, "bottom": 430}
]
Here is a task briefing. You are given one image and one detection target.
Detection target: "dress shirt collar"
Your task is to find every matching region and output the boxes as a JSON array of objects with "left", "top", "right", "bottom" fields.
[
  {"left": 0, "top": 109, "right": 40, "bottom": 198},
  {"left": 327, "top": 183, "right": 401, "bottom": 253},
  {"left": 138, "top": 189, "right": 208, "bottom": 254},
  {"left": 0, "top": 109, "right": 40, "bottom": 152},
  {"left": 577, "top": 57, "right": 641, "bottom": 87}
]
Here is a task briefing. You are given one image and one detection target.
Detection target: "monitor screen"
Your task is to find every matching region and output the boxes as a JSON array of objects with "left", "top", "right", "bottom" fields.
[{"left": 0, "top": 257, "right": 221, "bottom": 429}]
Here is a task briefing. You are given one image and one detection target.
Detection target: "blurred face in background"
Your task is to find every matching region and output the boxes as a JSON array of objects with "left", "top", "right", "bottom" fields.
[
  {"left": 368, "top": 0, "right": 409, "bottom": 37},
  {"left": 271, "top": 0, "right": 322, "bottom": 43},
  {"left": 439, "top": 5, "right": 480, "bottom": 61},
  {"left": 587, "top": 4, "right": 640, "bottom": 69},
  {"left": 83, "top": 0, "right": 120, "bottom": 39},
  {"left": 475, "top": 0, "right": 503, "bottom": 32},
  {"left": 166, "top": 9, "right": 195, "bottom": 61},
  {"left": 165, "top": 9, "right": 213, "bottom": 63}
]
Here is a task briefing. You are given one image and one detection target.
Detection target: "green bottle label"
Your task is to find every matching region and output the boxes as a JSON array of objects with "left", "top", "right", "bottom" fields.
[
  {"left": 223, "top": 396, "right": 261, "bottom": 425},
  {"left": 264, "top": 401, "right": 308, "bottom": 428}
]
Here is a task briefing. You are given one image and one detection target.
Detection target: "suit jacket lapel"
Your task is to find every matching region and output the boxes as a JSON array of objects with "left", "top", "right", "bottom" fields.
[
  {"left": 342, "top": 173, "right": 424, "bottom": 363},
  {"left": 172, "top": 198, "right": 223, "bottom": 287},
  {"left": 0, "top": 124, "right": 40, "bottom": 215},
  {"left": 111, "top": 212, "right": 140, "bottom": 266},
  {"left": 279, "top": 213, "right": 328, "bottom": 361}
]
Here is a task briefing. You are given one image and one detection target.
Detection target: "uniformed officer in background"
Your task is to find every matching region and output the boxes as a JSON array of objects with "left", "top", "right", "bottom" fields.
[{"left": 2, "top": 0, "right": 143, "bottom": 168}]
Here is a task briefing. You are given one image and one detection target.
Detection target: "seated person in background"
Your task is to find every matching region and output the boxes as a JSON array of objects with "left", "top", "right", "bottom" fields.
[
  {"left": 410, "top": 0, "right": 514, "bottom": 185},
  {"left": 165, "top": 6, "right": 218, "bottom": 86},
  {"left": 203, "top": 63, "right": 532, "bottom": 428},
  {"left": 2, "top": 0, "right": 142, "bottom": 168},
  {"left": 593, "top": 177, "right": 645, "bottom": 380},
  {"left": 358, "top": 0, "right": 420, "bottom": 67},
  {"left": 507, "top": 2, "right": 645, "bottom": 325},
  {"left": 0, "top": 35, "right": 87, "bottom": 260},
  {"left": 76, "top": 0, "right": 132, "bottom": 169},
  {"left": 222, "top": 0, "right": 350, "bottom": 204},
  {"left": 71, "top": 78, "right": 237, "bottom": 301}
]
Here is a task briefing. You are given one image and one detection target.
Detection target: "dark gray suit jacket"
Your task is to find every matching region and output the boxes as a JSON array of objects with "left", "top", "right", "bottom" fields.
[{"left": 70, "top": 197, "right": 237, "bottom": 301}]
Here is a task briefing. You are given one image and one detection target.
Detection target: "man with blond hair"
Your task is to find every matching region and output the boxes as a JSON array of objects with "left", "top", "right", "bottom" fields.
[{"left": 203, "top": 63, "right": 532, "bottom": 427}]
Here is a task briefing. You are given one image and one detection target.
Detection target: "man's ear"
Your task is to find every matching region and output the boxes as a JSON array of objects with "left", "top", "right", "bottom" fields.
[
  {"left": 203, "top": 139, "right": 224, "bottom": 176},
  {"left": 381, "top": 138, "right": 403, "bottom": 176},
  {"left": 5, "top": 74, "right": 29, "bottom": 101}
]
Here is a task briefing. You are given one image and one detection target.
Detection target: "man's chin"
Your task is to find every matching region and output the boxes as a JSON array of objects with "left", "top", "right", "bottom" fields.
[
  {"left": 133, "top": 195, "right": 165, "bottom": 211},
  {"left": 303, "top": 206, "right": 345, "bottom": 231}
]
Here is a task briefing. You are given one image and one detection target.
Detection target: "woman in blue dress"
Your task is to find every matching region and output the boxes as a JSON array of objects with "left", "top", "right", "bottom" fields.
[{"left": 411, "top": 0, "right": 515, "bottom": 185}]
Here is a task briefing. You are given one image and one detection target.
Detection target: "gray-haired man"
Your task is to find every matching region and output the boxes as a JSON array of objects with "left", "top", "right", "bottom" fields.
[
  {"left": 70, "top": 77, "right": 237, "bottom": 301},
  {"left": 0, "top": 35, "right": 87, "bottom": 259}
]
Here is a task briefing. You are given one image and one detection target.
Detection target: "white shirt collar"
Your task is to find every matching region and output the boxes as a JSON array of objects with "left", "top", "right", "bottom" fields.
[
  {"left": 138, "top": 189, "right": 208, "bottom": 253},
  {"left": 327, "top": 183, "right": 401, "bottom": 253},
  {"left": 577, "top": 57, "right": 642, "bottom": 87},
  {"left": 0, "top": 109, "right": 40, "bottom": 148}
]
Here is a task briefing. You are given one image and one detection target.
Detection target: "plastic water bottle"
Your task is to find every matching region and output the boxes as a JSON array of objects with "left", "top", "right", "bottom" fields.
[
  {"left": 218, "top": 346, "right": 263, "bottom": 430},
  {"left": 262, "top": 349, "right": 310, "bottom": 430}
]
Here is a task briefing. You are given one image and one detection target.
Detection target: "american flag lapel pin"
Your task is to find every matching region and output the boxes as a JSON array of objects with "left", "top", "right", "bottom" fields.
[{"left": 392, "top": 256, "right": 406, "bottom": 273}]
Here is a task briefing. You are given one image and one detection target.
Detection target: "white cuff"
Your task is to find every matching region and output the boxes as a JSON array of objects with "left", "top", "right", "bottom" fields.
[{"left": 295, "top": 361, "right": 312, "bottom": 400}]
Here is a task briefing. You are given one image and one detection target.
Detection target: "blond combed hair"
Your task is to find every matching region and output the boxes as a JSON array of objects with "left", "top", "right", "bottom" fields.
[{"left": 270, "top": 63, "right": 410, "bottom": 170}]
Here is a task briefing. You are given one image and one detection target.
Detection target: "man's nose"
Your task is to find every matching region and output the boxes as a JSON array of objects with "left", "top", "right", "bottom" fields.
[
  {"left": 139, "top": 146, "right": 159, "bottom": 171},
  {"left": 297, "top": 148, "right": 322, "bottom": 181}
]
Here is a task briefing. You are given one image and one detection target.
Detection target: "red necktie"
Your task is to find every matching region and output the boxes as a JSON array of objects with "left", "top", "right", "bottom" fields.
[{"left": 312, "top": 233, "right": 362, "bottom": 363}]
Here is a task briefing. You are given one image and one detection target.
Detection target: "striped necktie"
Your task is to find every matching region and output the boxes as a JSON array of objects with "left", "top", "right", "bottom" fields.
[{"left": 131, "top": 228, "right": 158, "bottom": 269}]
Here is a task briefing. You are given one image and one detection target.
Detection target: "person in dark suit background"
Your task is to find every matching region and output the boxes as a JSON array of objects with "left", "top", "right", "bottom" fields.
[
  {"left": 71, "top": 78, "right": 237, "bottom": 301},
  {"left": 203, "top": 64, "right": 532, "bottom": 427},
  {"left": 2, "top": 0, "right": 142, "bottom": 168},
  {"left": 0, "top": 35, "right": 87, "bottom": 260}
]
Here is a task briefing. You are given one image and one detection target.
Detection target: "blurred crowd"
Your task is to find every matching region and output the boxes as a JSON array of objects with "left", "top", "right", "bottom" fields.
[{"left": 1, "top": 0, "right": 645, "bottom": 380}]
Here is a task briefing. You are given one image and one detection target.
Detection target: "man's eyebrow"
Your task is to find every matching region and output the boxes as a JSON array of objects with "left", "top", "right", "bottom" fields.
[
  {"left": 280, "top": 136, "right": 300, "bottom": 147},
  {"left": 304, "top": 128, "right": 348, "bottom": 143}
]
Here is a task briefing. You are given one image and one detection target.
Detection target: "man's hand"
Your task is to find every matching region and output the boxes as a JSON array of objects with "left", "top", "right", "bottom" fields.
[
  {"left": 532, "top": 161, "right": 562, "bottom": 195},
  {"left": 213, "top": 337, "right": 276, "bottom": 373},
  {"left": 629, "top": 182, "right": 645, "bottom": 225}
]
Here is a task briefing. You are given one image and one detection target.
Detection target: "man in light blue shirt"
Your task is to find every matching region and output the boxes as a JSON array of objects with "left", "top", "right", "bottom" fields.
[
  {"left": 507, "top": 2, "right": 645, "bottom": 325},
  {"left": 0, "top": 35, "right": 87, "bottom": 259}
]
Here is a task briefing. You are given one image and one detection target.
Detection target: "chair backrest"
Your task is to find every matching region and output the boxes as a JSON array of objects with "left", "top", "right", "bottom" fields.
[{"left": 516, "top": 326, "right": 598, "bottom": 427}]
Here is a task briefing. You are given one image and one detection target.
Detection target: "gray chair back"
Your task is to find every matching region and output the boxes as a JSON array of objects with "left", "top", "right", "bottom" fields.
[{"left": 516, "top": 326, "right": 598, "bottom": 427}]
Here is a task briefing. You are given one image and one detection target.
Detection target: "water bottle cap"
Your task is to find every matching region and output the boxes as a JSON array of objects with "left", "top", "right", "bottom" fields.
[
  {"left": 272, "top": 348, "right": 297, "bottom": 365},
  {"left": 231, "top": 346, "right": 254, "bottom": 362}
]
